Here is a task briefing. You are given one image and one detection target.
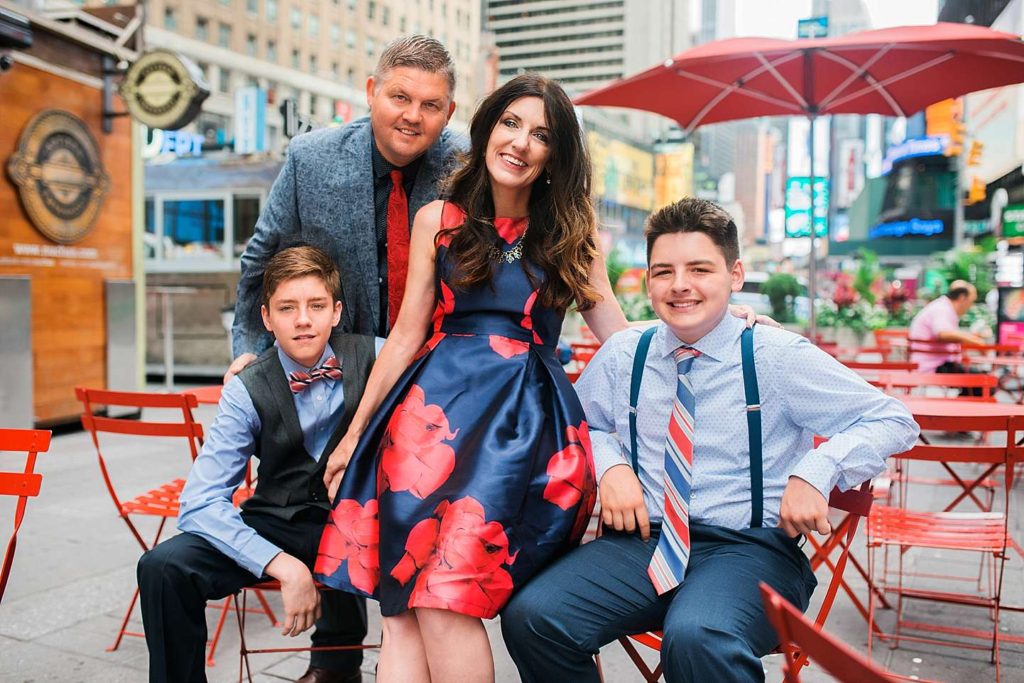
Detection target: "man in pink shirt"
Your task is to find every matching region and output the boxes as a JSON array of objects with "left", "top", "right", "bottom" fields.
[{"left": 908, "top": 280, "right": 986, "bottom": 374}]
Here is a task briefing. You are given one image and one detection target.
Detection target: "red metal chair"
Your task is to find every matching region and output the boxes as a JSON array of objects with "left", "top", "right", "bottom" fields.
[
  {"left": 566, "top": 341, "right": 602, "bottom": 382},
  {"left": 607, "top": 483, "right": 874, "bottom": 683},
  {"left": 234, "top": 580, "right": 380, "bottom": 683},
  {"left": 876, "top": 371, "right": 998, "bottom": 401},
  {"left": 0, "top": 429, "right": 50, "bottom": 605},
  {"left": 76, "top": 387, "right": 264, "bottom": 664},
  {"left": 866, "top": 413, "right": 1018, "bottom": 682},
  {"left": 841, "top": 360, "right": 918, "bottom": 372},
  {"left": 760, "top": 583, "right": 918, "bottom": 683}
]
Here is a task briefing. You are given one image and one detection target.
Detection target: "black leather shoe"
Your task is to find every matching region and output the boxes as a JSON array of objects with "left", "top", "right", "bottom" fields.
[{"left": 295, "top": 666, "right": 362, "bottom": 683}]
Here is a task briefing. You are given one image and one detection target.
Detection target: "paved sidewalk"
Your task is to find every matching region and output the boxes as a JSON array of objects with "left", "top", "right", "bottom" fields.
[{"left": 1, "top": 397, "right": 1021, "bottom": 682}]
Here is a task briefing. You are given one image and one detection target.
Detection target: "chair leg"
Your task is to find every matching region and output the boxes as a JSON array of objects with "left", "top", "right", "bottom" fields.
[
  {"left": 207, "top": 597, "right": 233, "bottom": 667},
  {"left": 107, "top": 585, "right": 141, "bottom": 651}
]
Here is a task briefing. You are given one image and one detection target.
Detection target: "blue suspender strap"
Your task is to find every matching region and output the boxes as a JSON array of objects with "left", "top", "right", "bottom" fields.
[
  {"left": 741, "top": 327, "right": 763, "bottom": 528},
  {"left": 629, "top": 326, "right": 658, "bottom": 474}
]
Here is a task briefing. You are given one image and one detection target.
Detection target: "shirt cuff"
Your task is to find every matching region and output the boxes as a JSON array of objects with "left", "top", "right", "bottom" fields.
[
  {"left": 591, "top": 431, "right": 630, "bottom": 484},
  {"left": 790, "top": 455, "right": 840, "bottom": 501},
  {"left": 238, "top": 534, "right": 284, "bottom": 578}
]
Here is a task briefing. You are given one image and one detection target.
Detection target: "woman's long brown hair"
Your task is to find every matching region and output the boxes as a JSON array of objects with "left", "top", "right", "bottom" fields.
[{"left": 439, "top": 74, "right": 600, "bottom": 312}]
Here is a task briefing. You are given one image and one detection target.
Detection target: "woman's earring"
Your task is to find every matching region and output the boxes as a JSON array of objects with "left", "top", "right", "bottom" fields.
[{"left": 545, "top": 170, "right": 552, "bottom": 185}]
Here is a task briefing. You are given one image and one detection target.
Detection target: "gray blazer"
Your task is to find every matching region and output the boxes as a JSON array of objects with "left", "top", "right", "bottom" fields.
[{"left": 232, "top": 116, "right": 463, "bottom": 356}]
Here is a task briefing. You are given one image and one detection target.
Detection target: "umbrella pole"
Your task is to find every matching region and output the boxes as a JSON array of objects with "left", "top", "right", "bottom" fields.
[{"left": 808, "top": 113, "right": 818, "bottom": 341}]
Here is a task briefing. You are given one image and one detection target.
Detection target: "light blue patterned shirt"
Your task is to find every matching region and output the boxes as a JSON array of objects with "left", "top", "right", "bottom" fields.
[
  {"left": 178, "top": 340, "right": 382, "bottom": 576},
  {"left": 575, "top": 314, "right": 919, "bottom": 529}
]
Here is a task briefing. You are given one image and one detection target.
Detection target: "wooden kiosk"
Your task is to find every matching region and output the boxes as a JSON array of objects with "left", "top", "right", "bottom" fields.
[{"left": 0, "top": 3, "right": 141, "bottom": 426}]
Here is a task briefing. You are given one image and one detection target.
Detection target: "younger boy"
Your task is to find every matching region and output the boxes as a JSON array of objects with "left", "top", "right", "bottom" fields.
[
  {"left": 139, "top": 246, "right": 375, "bottom": 683},
  {"left": 502, "top": 198, "right": 919, "bottom": 683}
]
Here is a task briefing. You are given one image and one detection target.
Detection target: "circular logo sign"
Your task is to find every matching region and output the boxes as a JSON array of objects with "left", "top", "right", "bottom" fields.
[
  {"left": 6, "top": 110, "right": 111, "bottom": 245},
  {"left": 120, "top": 49, "right": 209, "bottom": 130}
]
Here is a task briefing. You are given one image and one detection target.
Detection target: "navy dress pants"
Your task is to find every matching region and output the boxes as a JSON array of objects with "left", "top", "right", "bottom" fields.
[
  {"left": 138, "top": 511, "right": 366, "bottom": 683},
  {"left": 502, "top": 523, "right": 817, "bottom": 683}
]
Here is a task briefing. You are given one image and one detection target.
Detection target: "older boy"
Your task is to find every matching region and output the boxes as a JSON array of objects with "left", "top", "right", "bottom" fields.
[
  {"left": 502, "top": 198, "right": 919, "bottom": 683},
  {"left": 139, "top": 246, "right": 378, "bottom": 683}
]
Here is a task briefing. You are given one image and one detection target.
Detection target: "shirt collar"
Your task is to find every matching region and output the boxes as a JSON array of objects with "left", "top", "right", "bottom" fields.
[
  {"left": 276, "top": 342, "right": 337, "bottom": 378},
  {"left": 370, "top": 134, "right": 423, "bottom": 183},
  {"left": 656, "top": 311, "right": 744, "bottom": 363}
]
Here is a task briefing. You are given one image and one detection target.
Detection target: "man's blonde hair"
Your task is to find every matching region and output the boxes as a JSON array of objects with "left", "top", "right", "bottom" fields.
[{"left": 374, "top": 34, "right": 455, "bottom": 98}]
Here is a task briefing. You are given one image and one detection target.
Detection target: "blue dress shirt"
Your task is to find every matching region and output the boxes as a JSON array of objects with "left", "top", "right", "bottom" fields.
[
  {"left": 178, "top": 340, "right": 381, "bottom": 576},
  {"left": 575, "top": 314, "right": 919, "bottom": 529}
]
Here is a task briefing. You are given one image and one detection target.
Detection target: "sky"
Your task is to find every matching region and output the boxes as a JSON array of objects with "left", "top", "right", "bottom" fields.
[{"left": 711, "top": 0, "right": 940, "bottom": 40}]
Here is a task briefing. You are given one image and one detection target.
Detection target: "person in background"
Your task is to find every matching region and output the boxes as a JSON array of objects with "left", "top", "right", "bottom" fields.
[{"left": 908, "top": 280, "right": 987, "bottom": 374}]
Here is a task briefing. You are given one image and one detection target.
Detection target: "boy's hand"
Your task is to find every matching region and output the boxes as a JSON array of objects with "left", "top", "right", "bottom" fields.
[
  {"left": 599, "top": 465, "right": 651, "bottom": 540},
  {"left": 728, "top": 304, "right": 782, "bottom": 329},
  {"left": 224, "top": 353, "right": 258, "bottom": 383},
  {"left": 779, "top": 476, "right": 831, "bottom": 538},
  {"left": 324, "top": 432, "right": 359, "bottom": 502},
  {"left": 264, "top": 552, "right": 321, "bottom": 637}
]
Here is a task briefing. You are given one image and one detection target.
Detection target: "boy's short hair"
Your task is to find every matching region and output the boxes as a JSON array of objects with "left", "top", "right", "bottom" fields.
[
  {"left": 375, "top": 35, "right": 456, "bottom": 99},
  {"left": 645, "top": 198, "right": 740, "bottom": 266},
  {"left": 262, "top": 246, "right": 341, "bottom": 307}
]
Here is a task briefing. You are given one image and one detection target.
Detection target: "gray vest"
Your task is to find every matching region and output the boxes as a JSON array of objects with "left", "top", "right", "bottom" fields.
[{"left": 238, "top": 332, "right": 375, "bottom": 521}]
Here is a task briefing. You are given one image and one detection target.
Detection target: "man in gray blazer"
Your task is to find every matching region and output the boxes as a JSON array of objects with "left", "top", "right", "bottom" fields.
[{"left": 225, "top": 35, "right": 462, "bottom": 683}]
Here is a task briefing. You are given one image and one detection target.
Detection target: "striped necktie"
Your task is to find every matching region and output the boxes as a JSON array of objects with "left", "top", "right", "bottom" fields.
[
  {"left": 648, "top": 345, "right": 700, "bottom": 595},
  {"left": 288, "top": 356, "right": 343, "bottom": 393}
]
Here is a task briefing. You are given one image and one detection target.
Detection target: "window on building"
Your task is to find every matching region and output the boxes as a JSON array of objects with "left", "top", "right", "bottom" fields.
[
  {"left": 291, "top": 49, "right": 301, "bottom": 69},
  {"left": 144, "top": 198, "right": 156, "bottom": 259},
  {"left": 162, "top": 199, "right": 225, "bottom": 260},
  {"left": 310, "top": 95, "right": 319, "bottom": 117},
  {"left": 196, "top": 17, "right": 208, "bottom": 41},
  {"left": 219, "top": 0, "right": 230, "bottom": 5},
  {"left": 331, "top": 62, "right": 339, "bottom": 79},
  {"left": 290, "top": 7, "right": 302, "bottom": 29},
  {"left": 267, "top": 40, "right": 277, "bottom": 62},
  {"left": 246, "top": 0, "right": 257, "bottom": 14},
  {"left": 309, "top": 55, "right": 318, "bottom": 75},
  {"left": 347, "top": 0, "right": 356, "bottom": 11},
  {"left": 233, "top": 195, "right": 261, "bottom": 257},
  {"left": 164, "top": 7, "right": 176, "bottom": 30},
  {"left": 346, "top": 29, "right": 356, "bottom": 48},
  {"left": 309, "top": 14, "right": 319, "bottom": 37},
  {"left": 246, "top": 34, "right": 256, "bottom": 56},
  {"left": 382, "top": 5, "right": 390, "bottom": 25},
  {"left": 367, "top": 1, "right": 376, "bottom": 20},
  {"left": 365, "top": 37, "right": 375, "bottom": 58},
  {"left": 219, "top": 67, "right": 231, "bottom": 93},
  {"left": 266, "top": 0, "right": 277, "bottom": 22},
  {"left": 399, "top": 15, "right": 406, "bottom": 32},
  {"left": 330, "top": 23, "right": 340, "bottom": 45},
  {"left": 347, "top": 67, "right": 355, "bottom": 85},
  {"left": 218, "top": 24, "right": 231, "bottom": 48}
]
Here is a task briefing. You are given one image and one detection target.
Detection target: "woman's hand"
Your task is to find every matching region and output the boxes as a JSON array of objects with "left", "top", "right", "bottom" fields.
[
  {"left": 728, "top": 304, "right": 782, "bottom": 329},
  {"left": 324, "top": 432, "right": 360, "bottom": 502}
]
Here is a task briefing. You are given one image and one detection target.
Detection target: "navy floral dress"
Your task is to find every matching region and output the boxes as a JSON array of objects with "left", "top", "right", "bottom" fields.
[{"left": 314, "top": 203, "right": 596, "bottom": 619}]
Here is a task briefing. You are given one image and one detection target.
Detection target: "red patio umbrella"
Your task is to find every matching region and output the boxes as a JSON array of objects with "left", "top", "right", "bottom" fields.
[{"left": 575, "top": 22, "right": 1024, "bottom": 335}]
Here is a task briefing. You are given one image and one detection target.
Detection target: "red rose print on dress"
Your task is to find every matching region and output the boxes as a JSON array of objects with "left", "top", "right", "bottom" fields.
[
  {"left": 489, "top": 335, "right": 529, "bottom": 359},
  {"left": 379, "top": 385, "right": 459, "bottom": 499},
  {"left": 315, "top": 499, "right": 380, "bottom": 593},
  {"left": 543, "top": 422, "right": 596, "bottom": 511},
  {"left": 521, "top": 290, "right": 544, "bottom": 344},
  {"left": 391, "top": 496, "right": 517, "bottom": 617}
]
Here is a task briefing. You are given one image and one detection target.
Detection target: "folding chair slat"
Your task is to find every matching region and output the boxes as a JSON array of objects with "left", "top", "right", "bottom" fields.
[
  {"left": 0, "top": 429, "right": 52, "bottom": 453},
  {"left": 0, "top": 472, "right": 43, "bottom": 497},
  {"left": 75, "top": 386, "right": 200, "bottom": 410},
  {"left": 86, "top": 415, "right": 204, "bottom": 439}
]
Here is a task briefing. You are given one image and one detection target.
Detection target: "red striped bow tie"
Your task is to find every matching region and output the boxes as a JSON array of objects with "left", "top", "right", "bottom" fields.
[{"left": 288, "top": 356, "right": 342, "bottom": 393}]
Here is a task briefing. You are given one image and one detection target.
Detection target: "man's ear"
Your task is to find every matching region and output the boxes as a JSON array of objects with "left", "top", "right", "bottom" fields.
[
  {"left": 332, "top": 301, "right": 342, "bottom": 327},
  {"left": 730, "top": 259, "right": 746, "bottom": 293},
  {"left": 261, "top": 304, "right": 273, "bottom": 332},
  {"left": 365, "top": 76, "right": 376, "bottom": 109},
  {"left": 446, "top": 99, "right": 456, "bottom": 122}
]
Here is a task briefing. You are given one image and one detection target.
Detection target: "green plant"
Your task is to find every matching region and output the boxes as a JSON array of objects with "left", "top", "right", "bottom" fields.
[
  {"left": 853, "top": 249, "right": 881, "bottom": 305},
  {"left": 616, "top": 293, "right": 655, "bottom": 322},
  {"left": 760, "top": 273, "right": 801, "bottom": 323},
  {"left": 936, "top": 246, "right": 994, "bottom": 300},
  {"left": 606, "top": 248, "right": 628, "bottom": 292}
]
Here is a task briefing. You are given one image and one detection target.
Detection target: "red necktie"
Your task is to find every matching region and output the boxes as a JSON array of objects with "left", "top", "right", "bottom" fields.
[
  {"left": 387, "top": 169, "right": 409, "bottom": 331},
  {"left": 289, "top": 356, "right": 343, "bottom": 393}
]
